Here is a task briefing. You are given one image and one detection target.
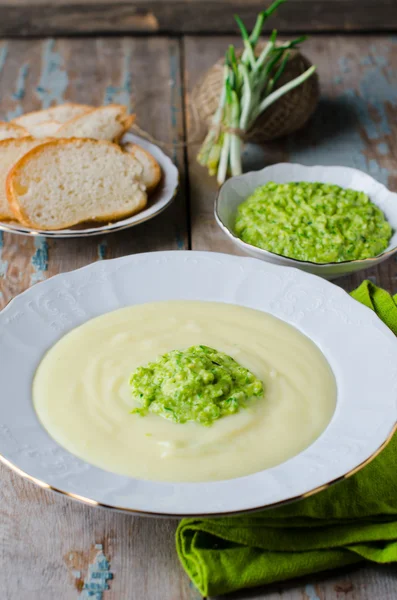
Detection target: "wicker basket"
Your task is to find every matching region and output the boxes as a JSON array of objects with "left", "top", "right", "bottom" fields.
[{"left": 191, "top": 45, "right": 319, "bottom": 143}]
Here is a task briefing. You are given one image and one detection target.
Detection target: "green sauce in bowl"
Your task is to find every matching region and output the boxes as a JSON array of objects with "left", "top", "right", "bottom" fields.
[{"left": 235, "top": 182, "right": 392, "bottom": 263}]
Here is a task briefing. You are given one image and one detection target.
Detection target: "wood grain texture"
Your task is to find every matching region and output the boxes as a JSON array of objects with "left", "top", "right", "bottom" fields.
[
  {"left": 185, "top": 34, "right": 397, "bottom": 295},
  {"left": 0, "top": 0, "right": 397, "bottom": 36},
  {"left": 212, "top": 564, "right": 397, "bottom": 599},
  {"left": 0, "top": 36, "right": 199, "bottom": 600},
  {"left": 0, "top": 36, "right": 188, "bottom": 302},
  {"left": 0, "top": 32, "right": 396, "bottom": 600},
  {"left": 0, "top": 464, "right": 200, "bottom": 600},
  {"left": 184, "top": 34, "right": 397, "bottom": 599}
]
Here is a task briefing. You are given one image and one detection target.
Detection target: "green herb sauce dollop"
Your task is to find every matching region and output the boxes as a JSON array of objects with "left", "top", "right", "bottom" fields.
[
  {"left": 129, "top": 345, "right": 264, "bottom": 426},
  {"left": 235, "top": 182, "right": 392, "bottom": 263}
]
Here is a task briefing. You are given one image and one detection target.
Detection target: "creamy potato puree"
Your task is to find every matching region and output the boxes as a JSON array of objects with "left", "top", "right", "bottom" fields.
[{"left": 33, "top": 301, "right": 336, "bottom": 482}]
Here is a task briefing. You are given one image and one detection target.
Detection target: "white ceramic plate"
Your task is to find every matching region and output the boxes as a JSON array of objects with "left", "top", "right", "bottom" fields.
[
  {"left": 1, "top": 251, "right": 396, "bottom": 516},
  {"left": 215, "top": 163, "right": 397, "bottom": 279},
  {"left": 0, "top": 133, "right": 179, "bottom": 238}
]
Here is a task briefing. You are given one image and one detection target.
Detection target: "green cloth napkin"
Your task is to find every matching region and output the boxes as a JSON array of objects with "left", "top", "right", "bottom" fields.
[{"left": 176, "top": 280, "right": 397, "bottom": 597}]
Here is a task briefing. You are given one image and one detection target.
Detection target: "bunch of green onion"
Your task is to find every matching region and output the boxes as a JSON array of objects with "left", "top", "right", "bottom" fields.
[{"left": 197, "top": 0, "right": 316, "bottom": 185}]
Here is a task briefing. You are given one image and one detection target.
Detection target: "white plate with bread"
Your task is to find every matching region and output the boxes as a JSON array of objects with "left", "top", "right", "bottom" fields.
[{"left": 0, "top": 103, "right": 179, "bottom": 238}]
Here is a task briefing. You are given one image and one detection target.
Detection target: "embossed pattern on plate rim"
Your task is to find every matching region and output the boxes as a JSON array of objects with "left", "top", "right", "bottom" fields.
[{"left": 0, "top": 251, "right": 396, "bottom": 516}]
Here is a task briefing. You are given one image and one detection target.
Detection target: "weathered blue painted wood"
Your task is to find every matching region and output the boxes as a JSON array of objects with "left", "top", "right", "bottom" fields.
[
  {"left": 184, "top": 34, "right": 397, "bottom": 600},
  {"left": 186, "top": 34, "right": 397, "bottom": 296},
  {"left": 0, "top": 36, "right": 195, "bottom": 600},
  {"left": 103, "top": 42, "right": 133, "bottom": 109},
  {"left": 79, "top": 544, "right": 113, "bottom": 599},
  {"left": 31, "top": 237, "right": 49, "bottom": 285},
  {"left": 0, "top": 37, "right": 188, "bottom": 308},
  {"left": 0, "top": 33, "right": 395, "bottom": 600},
  {"left": 287, "top": 37, "right": 397, "bottom": 189}
]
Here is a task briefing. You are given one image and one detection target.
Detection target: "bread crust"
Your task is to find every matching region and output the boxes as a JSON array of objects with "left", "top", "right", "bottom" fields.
[
  {"left": 123, "top": 142, "right": 161, "bottom": 192},
  {"left": 0, "top": 136, "right": 53, "bottom": 221},
  {"left": 114, "top": 114, "right": 135, "bottom": 142},
  {"left": 26, "top": 120, "right": 61, "bottom": 137},
  {"left": 12, "top": 103, "right": 92, "bottom": 127},
  {"left": 55, "top": 104, "right": 135, "bottom": 142},
  {"left": 6, "top": 138, "right": 147, "bottom": 230},
  {"left": 0, "top": 122, "right": 29, "bottom": 140}
]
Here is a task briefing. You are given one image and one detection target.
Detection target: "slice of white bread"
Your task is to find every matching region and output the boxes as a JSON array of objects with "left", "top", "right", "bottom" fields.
[
  {"left": 26, "top": 120, "right": 61, "bottom": 138},
  {"left": 7, "top": 138, "right": 147, "bottom": 230},
  {"left": 123, "top": 142, "right": 162, "bottom": 193},
  {"left": 54, "top": 105, "right": 135, "bottom": 142},
  {"left": 0, "top": 137, "right": 51, "bottom": 220},
  {"left": 12, "top": 103, "right": 92, "bottom": 129},
  {"left": 0, "top": 122, "right": 28, "bottom": 141}
]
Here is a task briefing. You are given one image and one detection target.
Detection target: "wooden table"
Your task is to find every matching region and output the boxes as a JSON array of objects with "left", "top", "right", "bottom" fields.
[{"left": 0, "top": 32, "right": 397, "bottom": 600}]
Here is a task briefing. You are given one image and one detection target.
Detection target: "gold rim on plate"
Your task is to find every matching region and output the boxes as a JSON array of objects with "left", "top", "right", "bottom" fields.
[{"left": 1, "top": 422, "right": 395, "bottom": 518}]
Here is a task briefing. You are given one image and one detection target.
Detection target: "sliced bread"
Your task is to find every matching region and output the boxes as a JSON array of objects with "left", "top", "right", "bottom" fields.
[
  {"left": 7, "top": 138, "right": 147, "bottom": 230},
  {"left": 26, "top": 120, "right": 61, "bottom": 138},
  {"left": 123, "top": 142, "right": 162, "bottom": 193},
  {"left": 0, "top": 122, "right": 28, "bottom": 141},
  {"left": 0, "top": 137, "right": 51, "bottom": 220},
  {"left": 54, "top": 105, "right": 134, "bottom": 142},
  {"left": 13, "top": 103, "right": 92, "bottom": 129}
]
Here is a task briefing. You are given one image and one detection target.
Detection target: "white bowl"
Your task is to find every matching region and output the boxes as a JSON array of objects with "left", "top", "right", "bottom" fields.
[
  {"left": 215, "top": 163, "right": 397, "bottom": 279},
  {"left": 0, "top": 251, "right": 396, "bottom": 517}
]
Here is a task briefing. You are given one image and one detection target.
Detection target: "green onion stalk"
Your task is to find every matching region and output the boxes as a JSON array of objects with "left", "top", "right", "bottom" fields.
[{"left": 197, "top": 0, "right": 316, "bottom": 185}]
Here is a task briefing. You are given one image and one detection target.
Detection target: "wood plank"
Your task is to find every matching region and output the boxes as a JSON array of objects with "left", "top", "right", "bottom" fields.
[
  {"left": 1, "top": 462, "right": 200, "bottom": 600},
  {"left": 212, "top": 564, "right": 397, "bottom": 599},
  {"left": 285, "top": 35, "right": 397, "bottom": 293},
  {"left": 184, "top": 34, "right": 397, "bottom": 599},
  {"left": 185, "top": 34, "right": 397, "bottom": 294},
  {"left": 0, "top": 37, "right": 198, "bottom": 600},
  {"left": 0, "top": 0, "right": 396, "bottom": 36}
]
